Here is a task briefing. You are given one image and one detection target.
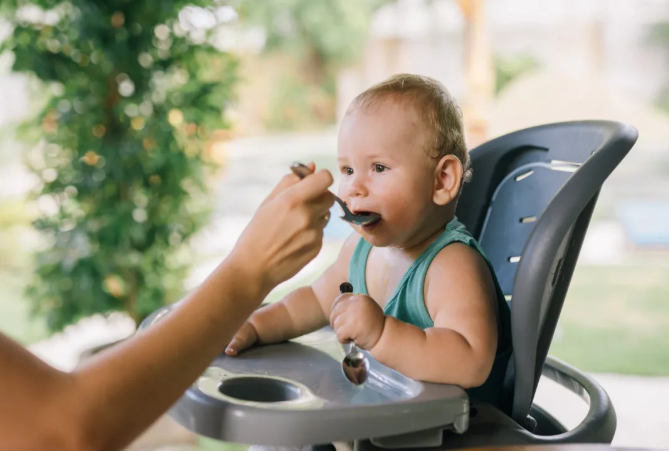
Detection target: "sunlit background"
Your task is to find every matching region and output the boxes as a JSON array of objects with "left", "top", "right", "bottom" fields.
[{"left": 1, "top": 0, "right": 669, "bottom": 449}]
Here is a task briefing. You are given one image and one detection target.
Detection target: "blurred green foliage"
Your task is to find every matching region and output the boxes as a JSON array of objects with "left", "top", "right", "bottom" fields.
[
  {"left": 0, "top": 199, "right": 34, "bottom": 272},
  {"left": 238, "top": 0, "right": 390, "bottom": 129},
  {"left": 494, "top": 53, "right": 540, "bottom": 95},
  {"left": 0, "top": 0, "right": 237, "bottom": 330}
]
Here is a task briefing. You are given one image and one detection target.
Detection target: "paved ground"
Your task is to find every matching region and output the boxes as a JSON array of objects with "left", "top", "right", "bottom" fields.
[{"left": 535, "top": 372, "right": 669, "bottom": 449}]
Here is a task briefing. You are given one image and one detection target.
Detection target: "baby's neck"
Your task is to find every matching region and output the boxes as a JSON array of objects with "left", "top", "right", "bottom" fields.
[{"left": 388, "top": 212, "right": 455, "bottom": 260}]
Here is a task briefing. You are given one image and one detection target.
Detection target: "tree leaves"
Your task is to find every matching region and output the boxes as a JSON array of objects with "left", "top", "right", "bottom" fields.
[{"left": 2, "top": 0, "right": 236, "bottom": 329}]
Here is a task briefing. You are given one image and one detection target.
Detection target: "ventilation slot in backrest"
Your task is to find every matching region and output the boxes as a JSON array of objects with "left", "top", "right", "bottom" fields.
[{"left": 478, "top": 163, "right": 575, "bottom": 296}]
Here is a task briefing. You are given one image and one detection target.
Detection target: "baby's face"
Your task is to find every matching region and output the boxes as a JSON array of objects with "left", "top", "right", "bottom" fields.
[{"left": 337, "top": 100, "right": 439, "bottom": 248}]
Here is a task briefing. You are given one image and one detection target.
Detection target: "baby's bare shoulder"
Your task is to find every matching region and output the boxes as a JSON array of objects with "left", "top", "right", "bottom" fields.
[
  {"left": 424, "top": 243, "right": 496, "bottom": 316},
  {"left": 429, "top": 242, "right": 489, "bottom": 274}
]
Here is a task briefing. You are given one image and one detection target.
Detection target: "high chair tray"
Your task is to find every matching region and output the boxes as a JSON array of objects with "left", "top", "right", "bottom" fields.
[{"left": 140, "top": 304, "right": 469, "bottom": 447}]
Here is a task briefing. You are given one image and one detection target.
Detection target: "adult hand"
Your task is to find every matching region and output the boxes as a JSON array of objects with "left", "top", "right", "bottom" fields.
[{"left": 229, "top": 163, "right": 335, "bottom": 295}]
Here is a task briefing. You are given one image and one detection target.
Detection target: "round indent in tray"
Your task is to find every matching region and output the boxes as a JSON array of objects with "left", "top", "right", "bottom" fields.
[{"left": 218, "top": 376, "right": 302, "bottom": 403}]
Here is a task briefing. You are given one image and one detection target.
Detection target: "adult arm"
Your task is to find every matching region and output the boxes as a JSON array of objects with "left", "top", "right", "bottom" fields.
[{"left": 0, "top": 169, "right": 334, "bottom": 450}]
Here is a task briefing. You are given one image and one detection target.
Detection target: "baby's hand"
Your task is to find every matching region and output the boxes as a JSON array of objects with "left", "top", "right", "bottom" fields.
[
  {"left": 330, "top": 293, "right": 386, "bottom": 350},
  {"left": 225, "top": 321, "right": 259, "bottom": 356}
]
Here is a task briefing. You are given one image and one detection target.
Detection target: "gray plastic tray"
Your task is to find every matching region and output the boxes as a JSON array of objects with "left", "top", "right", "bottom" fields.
[{"left": 140, "top": 304, "right": 469, "bottom": 447}]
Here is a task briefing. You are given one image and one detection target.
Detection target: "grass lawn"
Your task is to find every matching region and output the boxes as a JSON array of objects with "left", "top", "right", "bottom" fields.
[{"left": 550, "top": 262, "right": 669, "bottom": 376}]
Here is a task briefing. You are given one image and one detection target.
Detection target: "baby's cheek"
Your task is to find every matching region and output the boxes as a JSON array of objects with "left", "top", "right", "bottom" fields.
[
  {"left": 383, "top": 190, "right": 419, "bottom": 219},
  {"left": 377, "top": 181, "right": 406, "bottom": 208}
]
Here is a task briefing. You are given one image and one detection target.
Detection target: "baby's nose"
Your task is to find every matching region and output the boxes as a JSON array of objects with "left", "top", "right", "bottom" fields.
[{"left": 346, "top": 174, "right": 369, "bottom": 198}]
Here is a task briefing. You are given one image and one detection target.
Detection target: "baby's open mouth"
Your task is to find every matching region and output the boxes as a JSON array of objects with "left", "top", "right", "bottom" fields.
[
  {"left": 351, "top": 209, "right": 381, "bottom": 226},
  {"left": 352, "top": 209, "right": 377, "bottom": 217},
  {"left": 338, "top": 199, "right": 381, "bottom": 226}
]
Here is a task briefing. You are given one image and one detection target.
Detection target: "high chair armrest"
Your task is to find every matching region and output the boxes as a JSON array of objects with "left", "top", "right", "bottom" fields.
[{"left": 538, "top": 355, "right": 617, "bottom": 444}]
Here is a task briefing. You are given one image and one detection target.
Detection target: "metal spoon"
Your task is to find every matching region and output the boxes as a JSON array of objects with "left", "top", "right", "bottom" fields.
[
  {"left": 338, "top": 282, "right": 370, "bottom": 386},
  {"left": 290, "top": 162, "right": 381, "bottom": 226}
]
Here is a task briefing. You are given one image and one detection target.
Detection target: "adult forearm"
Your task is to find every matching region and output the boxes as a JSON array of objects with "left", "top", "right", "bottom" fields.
[
  {"left": 71, "top": 258, "right": 269, "bottom": 449},
  {"left": 0, "top": 167, "right": 335, "bottom": 450}
]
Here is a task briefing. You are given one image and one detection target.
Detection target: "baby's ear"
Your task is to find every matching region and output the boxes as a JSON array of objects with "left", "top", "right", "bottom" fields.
[{"left": 433, "top": 154, "right": 463, "bottom": 206}]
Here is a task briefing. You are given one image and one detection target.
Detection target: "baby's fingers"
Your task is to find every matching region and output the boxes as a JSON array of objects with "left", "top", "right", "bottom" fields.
[
  {"left": 224, "top": 335, "right": 246, "bottom": 356},
  {"left": 330, "top": 293, "right": 353, "bottom": 321},
  {"left": 333, "top": 319, "right": 355, "bottom": 344},
  {"left": 225, "top": 324, "right": 257, "bottom": 356}
]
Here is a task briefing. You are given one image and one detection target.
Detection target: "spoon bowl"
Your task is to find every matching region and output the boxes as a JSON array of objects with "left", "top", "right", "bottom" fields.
[
  {"left": 338, "top": 282, "right": 370, "bottom": 386},
  {"left": 290, "top": 163, "right": 381, "bottom": 226}
]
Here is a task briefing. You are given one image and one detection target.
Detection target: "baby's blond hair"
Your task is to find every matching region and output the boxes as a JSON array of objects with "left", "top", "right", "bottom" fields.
[{"left": 347, "top": 73, "right": 472, "bottom": 184}]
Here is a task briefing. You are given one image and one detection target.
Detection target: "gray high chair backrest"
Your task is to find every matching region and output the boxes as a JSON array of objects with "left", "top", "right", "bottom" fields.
[{"left": 455, "top": 121, "right": 638, "bottom": 428}]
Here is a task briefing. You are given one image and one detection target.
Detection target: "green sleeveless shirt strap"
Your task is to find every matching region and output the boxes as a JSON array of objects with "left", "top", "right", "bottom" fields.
[
  {"left": 348, "top": 237, "right": 372, "bottom": 295},
  {"left": 346, "top": 218, "right": 513, "bottom": 414}
]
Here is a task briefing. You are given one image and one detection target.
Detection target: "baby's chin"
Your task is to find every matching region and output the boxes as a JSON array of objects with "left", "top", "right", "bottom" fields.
[
  {"left": 356, "top": 220, "right": 419, "bottom": 248},
  {"left": 362, "top": 234, "right": 390, "bottom": 247},
  {"left": 357, "top": 226, "right": 395, "bottom": 248}
]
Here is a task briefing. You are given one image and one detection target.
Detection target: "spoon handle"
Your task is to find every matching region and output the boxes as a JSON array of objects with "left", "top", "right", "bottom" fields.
[
  {"left": 290, "top": 162, "right": 313, "bottom": 179},
  {"left": 338, "top": 282, "right": 357, "bottom": 352},
  {"left": 339, "top": 282, "right": 354, "bottom": 294},
  {"left": 290, "top": 162, "right": 381, "bottom": 227},
  {"left": 289, "top": 164, "right": 349, "bottom": 212}
]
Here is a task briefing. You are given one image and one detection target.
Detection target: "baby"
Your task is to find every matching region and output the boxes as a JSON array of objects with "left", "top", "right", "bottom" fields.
[{"left": 226, "top": 74, "right": 512, "bottom": 412}]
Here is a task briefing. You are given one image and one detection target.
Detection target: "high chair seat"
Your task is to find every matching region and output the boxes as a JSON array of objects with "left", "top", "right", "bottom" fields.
[{"left": 440, "top": 120, "right": 637, "bottom": 448}]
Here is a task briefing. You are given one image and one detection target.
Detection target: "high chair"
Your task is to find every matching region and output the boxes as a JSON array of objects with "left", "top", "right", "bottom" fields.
[{"left": 140, "top": 120, "right": 638, "bottom": 449}]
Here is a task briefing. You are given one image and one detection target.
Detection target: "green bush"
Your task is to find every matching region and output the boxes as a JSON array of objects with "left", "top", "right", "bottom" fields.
[
  {"left": 1, "top": 1, "right": 237, "bottom": 330},
  {"left": 239, "top": 0, "right": 389, "bottom": 129}
]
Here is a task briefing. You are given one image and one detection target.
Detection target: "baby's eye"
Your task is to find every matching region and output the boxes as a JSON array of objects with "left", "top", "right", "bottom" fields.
[
  {"left": 341, "top": 167, "right": 353, "bottom": 176},
  {"left": 374, "top": 164, "right": 387, "bottom": 173}
]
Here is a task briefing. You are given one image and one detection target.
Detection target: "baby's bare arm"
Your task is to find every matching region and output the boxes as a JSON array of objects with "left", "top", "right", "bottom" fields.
[
  {"left": 370, "top": 243, "right": 498, "bottom": 387},
  {"left": 241, "top": 232, "right": 361, "bottom": 347}
]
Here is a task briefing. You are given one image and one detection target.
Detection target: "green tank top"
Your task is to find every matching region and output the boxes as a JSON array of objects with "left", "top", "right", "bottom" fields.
[{"left": 348, "top": 218, "right": 513, "bottom": 413}]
